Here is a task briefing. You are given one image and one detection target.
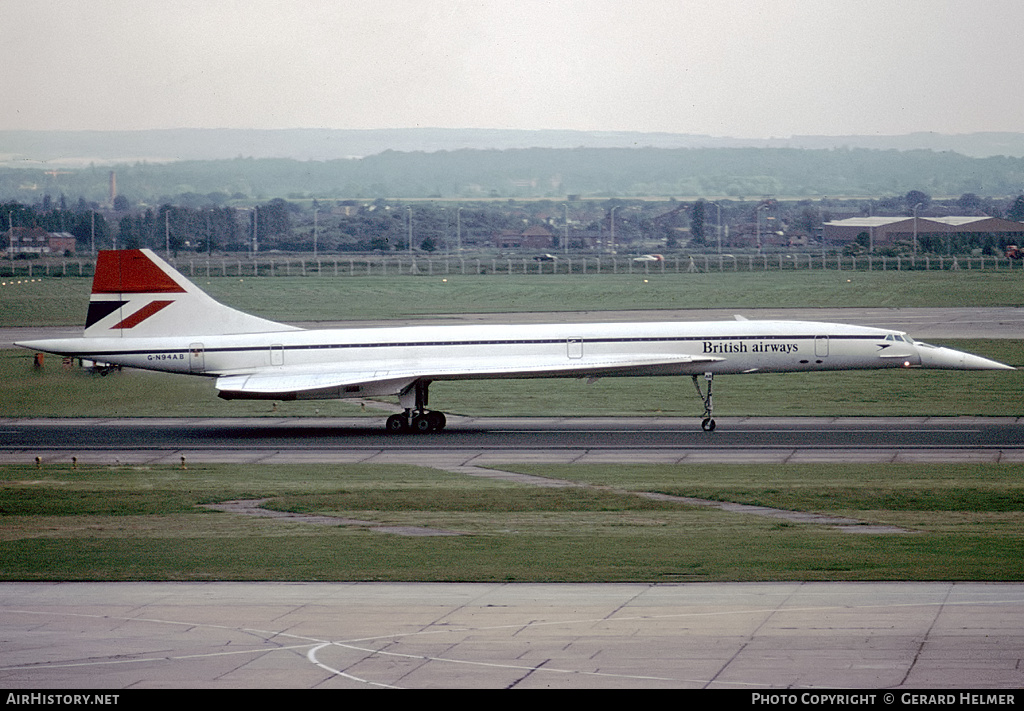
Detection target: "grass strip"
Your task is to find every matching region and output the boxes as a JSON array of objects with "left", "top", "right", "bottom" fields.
[
  {"left": 4, "top": 271, "right": 1024, "bottom": 328},
  {"left": 1, "top": 462, "right": 1021, "bottom": 582}
]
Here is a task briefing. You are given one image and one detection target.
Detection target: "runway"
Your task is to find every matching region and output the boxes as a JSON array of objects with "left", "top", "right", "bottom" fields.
[
  {"left": 2, "top": 581, "right": 1023, "bottom": 690},
  {"left": 3, "top": 416, "right": 1023, "bottom": 465}
]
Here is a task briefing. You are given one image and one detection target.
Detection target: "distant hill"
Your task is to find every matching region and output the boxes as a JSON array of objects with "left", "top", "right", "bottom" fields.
[
  {"left": 3, "top": 128, "right": 1024, "bottom": 166},
  {"left": 775, "top": 132, "right": 1024, "bottom": 159},
  {"left": 4, "top": 144, "right": 1024, "bottom": 202}
]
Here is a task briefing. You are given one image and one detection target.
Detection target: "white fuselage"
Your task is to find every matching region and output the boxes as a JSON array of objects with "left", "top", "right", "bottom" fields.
[{"left": 27, "top": 319, "right": 915, "bottom": 383}]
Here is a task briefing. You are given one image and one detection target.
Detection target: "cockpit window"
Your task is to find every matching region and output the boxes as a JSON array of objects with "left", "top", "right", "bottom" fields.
[{"left": 886, "top": 333, "right": 915, "bottom": 343}]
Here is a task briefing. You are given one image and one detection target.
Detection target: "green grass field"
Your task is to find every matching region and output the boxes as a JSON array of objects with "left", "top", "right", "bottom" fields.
[
  {"left": 1, "top": 462, "right": 1021, "bottom": 582},
  {"left": 4, "top": 269, "right": 1024, "bottom": 327},
  {"left": 2, "top": 270, "right": 1022, "bottom": 582}
]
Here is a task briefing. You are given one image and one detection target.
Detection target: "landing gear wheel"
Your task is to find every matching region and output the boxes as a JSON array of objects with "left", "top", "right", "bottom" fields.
[
  {"left": 427, "top": 410, "right": 446, "bottom": 431},
  {"left": 385, "top": 414, "right": 409, "bottom": 433},
  {"left": 692, "top": 372, "right": 717, "bottom": 433},
  {"left": 409, "top": 410, "right": 446, "bottom": 433},
  {"left": 392, "top": 381, "right": 448, "bottom": 434},
  {"left": 411, "top": 413, "right": 434, "bottom": 433}
]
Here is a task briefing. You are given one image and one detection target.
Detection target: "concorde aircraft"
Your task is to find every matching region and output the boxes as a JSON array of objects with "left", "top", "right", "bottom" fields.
[{"left": 15, "top": 249, "right": 1014, "bottom": 433}]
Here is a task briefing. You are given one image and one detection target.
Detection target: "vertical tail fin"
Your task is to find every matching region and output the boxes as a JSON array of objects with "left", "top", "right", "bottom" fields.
[{"left": 85, "top": 249, "right": 300, "bottom": 337}]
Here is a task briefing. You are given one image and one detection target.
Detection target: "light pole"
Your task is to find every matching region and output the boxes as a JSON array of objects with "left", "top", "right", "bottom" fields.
[
  {"left": 609, "top": 206, "right": 618, "bottom": 254},
  {"left": 563, "top": 203, "right": 569, "bottom": 255},
  {"left": 913, "top": 202, "right": 922, "bottom": 256},
  {"left": 756, "top": 204, "right": 769, "bottom": 252},
  {"left": 713, "top": 202, "right": 723, "bottom": 254},
  {"left": 819, "top": 199, "right": 826, "bottom": 259},
  {"left": 456, "top": 206, "right": 463, "bottom": 254},
  {"left": 407, "top": 206, "right": 413, "bottom": 255}
]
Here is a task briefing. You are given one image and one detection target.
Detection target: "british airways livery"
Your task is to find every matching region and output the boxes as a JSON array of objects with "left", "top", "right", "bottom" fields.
[{"left": 16, "top": 249, "right": 1013, "bottom": 432}]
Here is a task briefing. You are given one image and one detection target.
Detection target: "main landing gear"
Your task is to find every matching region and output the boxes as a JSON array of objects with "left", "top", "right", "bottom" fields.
[
  {"left": 692, "top": 372, "right": 716, "bottom": 432},
  {"left": 386, "top": 380, "right": 447, "bottom": 433},
  {"left": 386, "top": 410, "right": 446, "bottom": 433}
]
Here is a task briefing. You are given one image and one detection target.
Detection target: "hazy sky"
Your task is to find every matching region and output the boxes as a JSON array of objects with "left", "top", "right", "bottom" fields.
[{"left": 3, "top": 0, "right": 1022, "bottom": 137}]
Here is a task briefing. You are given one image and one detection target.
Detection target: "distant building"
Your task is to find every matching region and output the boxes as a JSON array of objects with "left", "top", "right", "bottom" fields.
[
  {"left": 823, "top": 216, "right": 1024, "bottom": 249},
  {"left": 491, "top": 225, "right": 556, "bottom": 250},
  {"left": 6, "top": 227, "right": 77, "bottom": 255}
]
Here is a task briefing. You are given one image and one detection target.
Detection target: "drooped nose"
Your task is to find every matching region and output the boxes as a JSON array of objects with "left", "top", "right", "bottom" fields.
[{"left": 915, "top": 343, "right": 1015, "bottom": 370}]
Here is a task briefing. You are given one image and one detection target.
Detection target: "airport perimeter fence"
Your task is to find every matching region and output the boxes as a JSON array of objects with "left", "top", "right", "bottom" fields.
[{"left": 5, "top": 252, "right": 1024, "bottom": 279}]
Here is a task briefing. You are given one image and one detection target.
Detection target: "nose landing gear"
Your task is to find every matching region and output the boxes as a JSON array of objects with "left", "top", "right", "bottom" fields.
[{"left": 692, "top": 372, "right": 716, "bottom": 432}]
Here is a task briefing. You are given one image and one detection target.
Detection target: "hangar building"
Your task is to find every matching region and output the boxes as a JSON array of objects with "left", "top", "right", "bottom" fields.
[{"left": 823, "top": 216, "right": 1024, "bottom": 249}]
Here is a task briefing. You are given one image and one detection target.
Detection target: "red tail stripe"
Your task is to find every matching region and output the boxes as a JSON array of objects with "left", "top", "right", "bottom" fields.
[
  {"left": 111, "top": 300, "right": 174, "bottom": 329},
  {"left": 93, "top": 250, "right": 185, "bottom": 294}
]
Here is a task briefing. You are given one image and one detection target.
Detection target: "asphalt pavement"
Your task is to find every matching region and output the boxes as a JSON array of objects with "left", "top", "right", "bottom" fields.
[
  {"left": 3, "top": 416, "right": 1023, "bottom": 466},
  {"left": 2, "top": 581, "right": 1022, "bottom": 689}
]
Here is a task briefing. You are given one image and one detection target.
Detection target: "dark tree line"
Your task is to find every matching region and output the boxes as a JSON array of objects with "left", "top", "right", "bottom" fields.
[
  {"left": 116, "top": 206, "right": 247, "bottom": 255},
  {"left": 5, "top": 190, "right": 1024, "bottom": 257},
  {"left": 2, "top": 200, "right": 280, "bottom": 255}
]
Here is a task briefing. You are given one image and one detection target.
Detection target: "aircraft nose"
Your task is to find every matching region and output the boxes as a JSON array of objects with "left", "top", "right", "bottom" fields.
[{"left": 916, "top": 343, "right": 1015, "bottom": 370}]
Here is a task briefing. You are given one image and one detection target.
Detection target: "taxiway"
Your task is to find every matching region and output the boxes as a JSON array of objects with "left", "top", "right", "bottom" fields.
[
  {"left": 2, "top": 581, "right": 1023, "bottom": 689},
  {"left": 2, "top": 416, "right": 1022, "bottom": 466}
]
